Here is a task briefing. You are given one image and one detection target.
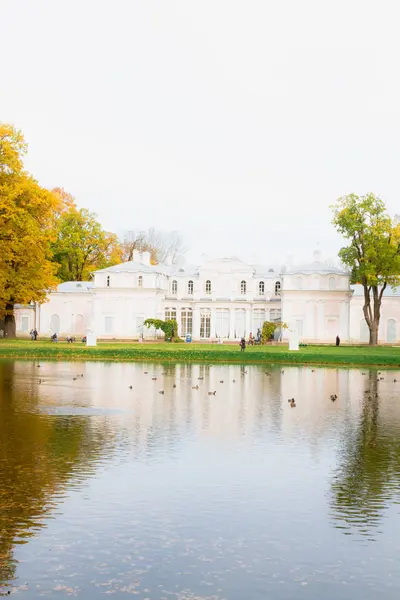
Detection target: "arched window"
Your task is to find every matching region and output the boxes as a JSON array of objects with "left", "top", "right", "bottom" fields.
[
  {"left": 329, "top": 277, "right": 336, "bottom": 291},
  {"left": 171, "top": 280, "right": 177, "bottom": 295},
  {"left": 106, "top": 275, "right": 110, "bottom": 287},
  {"left": 295, "top": 277, "right": 303, "bottom": 290},
  {"left": 200, "top": 309, "right": 211, "bottom": 338},
  {"left": 188, "top": 280, "right": 193, "bottom": 295},
  {"left": 181, "top": 308, "right": 193, "bottom": 336},
  {"left": 240, "top": 280, "right": 247, "bottom": 295},
  {"left": 275, "top": 281, "right": 281, "bottom": 295},
  {"left": 258, "top": 281, "right": 265, "bottom": 295},
  {"left": 205, "top": 280, "right": 211, "bottom": 294},
  {"left": 138, "top": 275, "right": 143, "bottom": 288},
  {"left": 387, "top": 319, "right": 396, "bottom": 343}
]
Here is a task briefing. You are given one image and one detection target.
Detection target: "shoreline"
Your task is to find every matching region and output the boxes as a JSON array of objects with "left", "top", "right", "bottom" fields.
[{"left": 0, "top": 341, "right": 400, "bottom": 368}]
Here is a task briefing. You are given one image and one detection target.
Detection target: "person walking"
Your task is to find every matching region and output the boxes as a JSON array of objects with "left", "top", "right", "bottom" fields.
[
  {"left": 33, "top": 329, "right": 38, "bottom": 341},
  {"left": 336, "top": 335, "right": 340, "bottom": 347},
  {"left": 240, "top": 337, "right": 246, "bottom": 352},
  {"left": 30, "top": 329, "right": 34, "bottom": 341}
]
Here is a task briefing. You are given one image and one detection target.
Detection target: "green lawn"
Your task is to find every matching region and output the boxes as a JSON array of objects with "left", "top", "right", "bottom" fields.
[{"left": 0, "top": 339, "right": 399, "bottom": 367}]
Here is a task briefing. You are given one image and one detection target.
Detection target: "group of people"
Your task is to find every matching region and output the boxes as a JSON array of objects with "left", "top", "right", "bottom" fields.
[
  {"left": 29, "top": 329, "right": 38, "bottom": 340},
  {"left": 240, "top": 328, "right": 262, "bottom": 351}
]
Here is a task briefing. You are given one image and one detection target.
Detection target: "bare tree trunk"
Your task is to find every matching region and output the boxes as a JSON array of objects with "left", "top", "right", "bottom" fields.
[
  {"left": 363, "top": 284, "right": 385, "bottom": 346},
  {"left": 4, "top": 303, "right": 16, "bottom": 338}
]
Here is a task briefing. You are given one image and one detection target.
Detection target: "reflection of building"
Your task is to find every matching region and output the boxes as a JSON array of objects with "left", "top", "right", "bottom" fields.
[{"left": 11, "top": 250, "right": 400, "bottom": 342}]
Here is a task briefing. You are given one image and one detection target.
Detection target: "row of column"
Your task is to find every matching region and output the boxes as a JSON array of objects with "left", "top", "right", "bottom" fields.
[{"left": 187, "top": 307, "right": 273, "bottom": 339}]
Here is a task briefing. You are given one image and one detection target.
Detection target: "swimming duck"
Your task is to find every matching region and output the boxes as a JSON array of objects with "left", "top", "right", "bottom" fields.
[
  {"left": 290, "top": 399, "right": 296, "bottom": 408},
  {"left": 394, "top": 379, "right": 397, "bottom": 383},
  {"left": 192, "top": 385, "right": 199, "bottom": 390},
  {"left": 159, "top": 390, "right": 164, "bottom": 395},
  {"left": 198, "top": 377, "right": 204, "bottom": 380},
  {"left": 219, "top": 380, "right": 224, "bottom": 383},
  {"left": 173, "top": 384, "right": 177, "bottom": 388},
  {"left": 208, "top": 391, "right": 217, "bottom": 396},
  {"left": 330, "top": 394, "right": 338, "bottom": 401},
  {"left": 233, "top": 380, "right": 236, "bottom": 383},
  {"left": 144, "top": 371, "right": 148, "bottom": 374},
  {"left": 152, "top": 377, "right": 157, "bottom": 381},
  {"left": 129, "top": 385, "right": 132, "bottom": 389},
  {"left": 288, "top": 397, "right": 295, "bottom": 403}
]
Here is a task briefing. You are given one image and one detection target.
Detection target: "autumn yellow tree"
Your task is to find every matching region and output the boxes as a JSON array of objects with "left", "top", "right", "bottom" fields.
[
  {"left": 52, "top": 201, "right": 122, "bottom": 281},
  {"left": 0, "top": 124, "right": 58, "bottom": 337}
]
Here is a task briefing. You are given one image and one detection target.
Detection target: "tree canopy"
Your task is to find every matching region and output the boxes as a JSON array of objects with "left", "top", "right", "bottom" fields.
[
  {"left": 332, "top": 193, "right": 400, "bottom": 345},
  {"left": 52, "top": 203, "right": 122, "bottom": 282},
  {"left": 0, "top": 124, "right": 58, "bottom": 336}
]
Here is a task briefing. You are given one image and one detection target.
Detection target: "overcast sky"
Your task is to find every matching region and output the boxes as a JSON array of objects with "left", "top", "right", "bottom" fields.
[{"left": 1, "top": 0, "right": 400, "bottom": 266}]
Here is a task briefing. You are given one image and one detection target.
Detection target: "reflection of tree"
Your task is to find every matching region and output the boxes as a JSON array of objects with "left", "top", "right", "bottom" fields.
[
  {"left": 330, "top": 371, "right": 400, "bottom": 536},
  {"left": 0, "top": 363, "right": 112, "bottom": 585}
]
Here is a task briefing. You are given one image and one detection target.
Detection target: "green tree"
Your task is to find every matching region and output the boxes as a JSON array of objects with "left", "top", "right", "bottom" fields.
[
  {"left": 144, "top": 318, "right": 180, "bottom": 341},
  {"left": 332, "top": 193, "right": 400, "bottom": 345},
  {"left": 0, "top": 124, "right": 58, "bottom": 337},
  {"left": 52, "top": 204, "right": 122, "bottom": 281},
  {"left": 261, "top": 321, "right": 288, "bottom": 344}
]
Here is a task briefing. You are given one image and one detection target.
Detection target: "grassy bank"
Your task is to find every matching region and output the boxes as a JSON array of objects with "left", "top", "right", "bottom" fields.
[{"left": 0, "top": 340, "right": 400, "bottom": 367}]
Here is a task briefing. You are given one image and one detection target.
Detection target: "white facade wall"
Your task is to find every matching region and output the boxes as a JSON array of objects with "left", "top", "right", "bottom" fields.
[{"left": 12, "top": 252, "right": 400, "bottom": 343}]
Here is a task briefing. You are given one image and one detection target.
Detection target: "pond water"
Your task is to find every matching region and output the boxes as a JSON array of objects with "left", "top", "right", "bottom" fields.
[{"left": 1, "top": 360, "right": 400, "bottom": 599}]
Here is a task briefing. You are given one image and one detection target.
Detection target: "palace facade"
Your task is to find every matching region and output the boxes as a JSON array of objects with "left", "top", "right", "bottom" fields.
[{"left": 12, "top": 250, "right": 400, "bottom": 343}]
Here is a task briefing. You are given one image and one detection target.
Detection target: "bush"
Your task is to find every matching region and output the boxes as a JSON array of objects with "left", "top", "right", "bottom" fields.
[{"left": 144, "top": 318, "right": 180, "bottom": 342}]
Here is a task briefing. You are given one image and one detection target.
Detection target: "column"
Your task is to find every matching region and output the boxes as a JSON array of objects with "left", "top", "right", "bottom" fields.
[
  {"left": 193, "top": 307, "right": 201, "bottom": 340},
  {"left": 245, "top": 308, "right": 252, "bottom": 337},
  {"left": 317, "top": 300, "right": 325, "bottom": 341},
  {"left": 306, "top": 300, "right": 314, "bottom": 340},
  {"left": 91, "top": 294, "right": 102, "bottom": 337},
  {"left": 211, "top": 307, "right": 217, "bottom": 339},
  {"left": 229, "top": 308, "right": 235, "bottom": 338},
  {"left": 339, "top": 299, "right": 349, "bottom": 341}
]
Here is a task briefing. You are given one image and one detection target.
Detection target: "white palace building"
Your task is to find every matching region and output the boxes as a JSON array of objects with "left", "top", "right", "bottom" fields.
[{"left": 13, "top": 250, "right": 400, "bottom": 344}]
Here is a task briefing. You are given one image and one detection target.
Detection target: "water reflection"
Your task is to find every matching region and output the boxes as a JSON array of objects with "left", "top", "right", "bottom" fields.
[
  {"left": 330, "top": 370, "right": 400, "bottom": 538},
  {"left": 1, "top": 360, "right": 400, "bottom": 598},
  {"left": 0, "top": 362, "right": 115, "bottom": 585}
]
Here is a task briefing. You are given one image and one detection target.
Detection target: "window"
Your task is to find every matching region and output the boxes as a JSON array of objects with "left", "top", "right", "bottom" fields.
[
  {"left": 200, "top": 309, "right": 211, "bottom": 338},
  {"left": 138, "top": 275, "right": 143, "bottom": 288},
  {"left": 181, "top": 308, "right": 193, "bottom": 336},
  {"left": 258, "top": 281, "right": 265, "bottom": 295},
  {"left": 105, "top": 316, "right": 113, "bottom": 333},
  {"left": 387, "top": 319, "right": 396, "bottom": 343},
  {"left": 329, "top": 277, "right": 336, "bottom": 291},
  {"left": 188, "top": 280, "right": 194, "bottom": 295},
  {"left": 106, "top": 275, "right": 110, "bottom": 287},
  {"left": 252, "top": 309, "right": 265, "bottom": 333},
  {"left": 21, "top": 316, "right": 29, "bottom": 332},
  {"left": 171, "top": 280, "right": 177, "bottom": 295},
  {"left": 240, "top": 280, "right": 247, "bottom": 295},
  {"left": 205, "top": 280, "right": 211, "bottom": 294},
  {"left": 216, "top": 308, "right": 229, "bottom": 338},
  {"left": 275, "top": 281, "right": 281, "bottom": 295},
  {"left": 295, "top": 277, "right": 303, "bottom": 290},
  {"left": 165, "top": 308, "right": 177, "bottom": 321}
]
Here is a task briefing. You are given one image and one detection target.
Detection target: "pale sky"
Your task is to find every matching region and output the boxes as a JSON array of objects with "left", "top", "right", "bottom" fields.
[{"left": 1, "top": 0, "right": 400, "bottom": 266}]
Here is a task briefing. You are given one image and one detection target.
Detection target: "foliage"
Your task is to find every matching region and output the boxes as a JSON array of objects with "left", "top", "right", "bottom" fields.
[
  {"left": 0, "top": 124, "right": 59, "bottom": 337},
  {"left": 261, "top": 321, "right": 288, "bottom": 344},
  {"left": 143, "top": 318, "right": 179, "bottom": 341},
  {"left": 52, "top": 202, "right": 122, "bottom": 281},
  {"left": 332, "top": 193, "right": 400, "bottom": 345},
  {"left": 122, "top": 228, "right": 186, "bottom": 264}
]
